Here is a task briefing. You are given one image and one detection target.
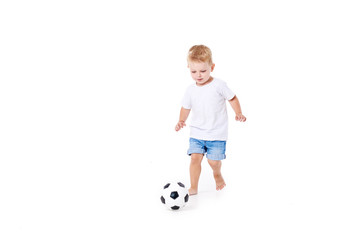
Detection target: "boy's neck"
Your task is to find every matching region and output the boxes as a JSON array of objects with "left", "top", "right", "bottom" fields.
[{"left": 196, "top": 76, "right": 214, "bottom": 86}]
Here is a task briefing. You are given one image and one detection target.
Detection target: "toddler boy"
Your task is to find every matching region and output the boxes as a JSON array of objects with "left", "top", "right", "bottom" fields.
[{"left": 175, "top": 45, "right": 246, "bottom": 195}]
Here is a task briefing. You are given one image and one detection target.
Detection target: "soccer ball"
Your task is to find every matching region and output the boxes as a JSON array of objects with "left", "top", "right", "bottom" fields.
[{"left": 160, "top": 181, "right": 189, "bottom": 210}]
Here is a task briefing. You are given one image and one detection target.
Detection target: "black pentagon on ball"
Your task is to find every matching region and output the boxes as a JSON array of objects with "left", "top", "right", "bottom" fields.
[
  {"left": 163, "top": 183, "right": 170, "bottom": 189},
  {"left": 171, "top": 206, "right": 180, "bottom": 210},
  {"left": 184, "top": 194, "right": 189, "bottom": 202},
  {"left": 170, "top": 191, "right": 179, "bottom": 200},
  {"left": 160, "top": 196, "right": 165, "bottom": 204},
  {"left": 177, "top": 182, "right": 185, "bottom": 188}
]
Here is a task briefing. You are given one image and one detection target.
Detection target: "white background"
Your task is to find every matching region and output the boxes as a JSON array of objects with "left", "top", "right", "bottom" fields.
[{"left": 1, "top": 0, "right": 358, "bottom": 239}]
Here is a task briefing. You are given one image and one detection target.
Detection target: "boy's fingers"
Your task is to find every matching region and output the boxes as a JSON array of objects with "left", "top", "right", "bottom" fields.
[
  {"left": 235, "top": 115, "right": 246, "bottom": 122},
  {"left": 175, "top": 122, "right": 186, "bottom": 131}
]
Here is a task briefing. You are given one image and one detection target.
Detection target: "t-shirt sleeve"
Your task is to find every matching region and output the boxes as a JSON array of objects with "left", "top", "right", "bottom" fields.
[
  {"left": 219, "top": 81, "right": 235, "bottom": 100},
  {"left": 181, "top": 87, "right": 192, "bottom": 109}
]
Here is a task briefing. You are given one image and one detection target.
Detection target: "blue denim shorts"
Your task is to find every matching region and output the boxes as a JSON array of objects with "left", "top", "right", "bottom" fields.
[{"left": 187, "top": 138, "right": 226, "bottom": 161}]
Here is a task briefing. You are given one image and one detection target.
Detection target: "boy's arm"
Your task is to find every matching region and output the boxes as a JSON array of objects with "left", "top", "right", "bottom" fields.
[
  {"left": 175, "top": 107, "right": 191, "bottom": 131},
  {"left": 229, "top": 96, "right": 246, "bottom": 122}
]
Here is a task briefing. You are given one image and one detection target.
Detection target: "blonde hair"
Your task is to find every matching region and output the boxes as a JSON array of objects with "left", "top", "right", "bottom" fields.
[{"left": 187, "top": 45, "right": 213, "bottom": 65}]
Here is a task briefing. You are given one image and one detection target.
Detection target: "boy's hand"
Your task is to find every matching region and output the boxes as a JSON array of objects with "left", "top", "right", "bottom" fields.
[
  {"left": 235, "top": 113, "right": 246, "bottom": 122},
  {"left": 175, "top": 121, "right": 186, "bottom": 131}
]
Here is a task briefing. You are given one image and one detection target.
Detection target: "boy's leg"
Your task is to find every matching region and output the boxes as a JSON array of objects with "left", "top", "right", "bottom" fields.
[
  {"left": 207, "top": 159, "right": 226, "bottom": 191},
  {"left": 189, "top": 153, "right": 204, "bottom": 195}
]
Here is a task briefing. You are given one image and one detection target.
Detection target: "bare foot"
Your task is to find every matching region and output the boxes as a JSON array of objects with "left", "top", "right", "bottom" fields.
[
  {"left": 214, "top": 173, "right": 226, "bottom": 191},
  {"left": 188, "top": 188, "right": 198, "bottom": 196}
]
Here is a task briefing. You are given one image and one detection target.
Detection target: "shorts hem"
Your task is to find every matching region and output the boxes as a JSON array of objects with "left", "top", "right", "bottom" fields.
[
  {"left": 187, "top": 148, "right": 205, "bottom": 156},
  {"left": 206, "top": 154, "right": 226, "bottom": 161}
]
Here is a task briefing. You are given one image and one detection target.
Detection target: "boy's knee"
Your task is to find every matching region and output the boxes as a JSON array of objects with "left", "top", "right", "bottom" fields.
[
  {"left": 191, "top": 154, "right": 203, "bottom": 164},
  {"left": 208, "top": 159, "right": 221, "bottom": 168}
]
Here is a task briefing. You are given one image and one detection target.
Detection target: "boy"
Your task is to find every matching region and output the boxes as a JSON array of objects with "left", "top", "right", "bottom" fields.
[{"left": 175, "top": 45, "right": 246, "bottom": 196}]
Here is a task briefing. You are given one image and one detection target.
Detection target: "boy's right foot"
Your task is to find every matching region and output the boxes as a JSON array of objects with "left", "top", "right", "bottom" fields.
[
  {"left": 214, "top": 173, "right": 226, "bottom": 191},
  {"left": 188, "top": 188, "right": 198, "bottom": 196}
]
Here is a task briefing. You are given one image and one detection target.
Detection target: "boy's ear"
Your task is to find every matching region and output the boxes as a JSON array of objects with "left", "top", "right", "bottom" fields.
[{"left": 211, "top": 63, "right": 215, "bottom": 71}]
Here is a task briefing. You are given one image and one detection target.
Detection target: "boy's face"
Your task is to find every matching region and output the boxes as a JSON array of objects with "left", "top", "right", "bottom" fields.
[{"left": 188, "top": 61, "right": 215, "bottom": 86}]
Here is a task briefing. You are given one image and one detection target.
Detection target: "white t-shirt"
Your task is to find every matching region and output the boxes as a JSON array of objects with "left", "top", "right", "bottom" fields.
[{"left": 181, "top": 78, "right": 235, "bottom": 141}]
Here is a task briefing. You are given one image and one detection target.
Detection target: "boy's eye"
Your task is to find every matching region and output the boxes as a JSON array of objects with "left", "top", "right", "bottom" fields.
[
  {"left": 191, "top": 71, "right": 196, "bottom": 73},
  {"left": 200, "top": 70, "right": 207, "bottom": 73}
]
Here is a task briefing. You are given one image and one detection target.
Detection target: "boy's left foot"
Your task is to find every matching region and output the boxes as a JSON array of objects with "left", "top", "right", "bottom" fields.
[
  {"left": 188, "top": 188, "right": 198, "bottom": 196},
  {"left": 214, "top": 173, "right": 226, "bottom": 191}
]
